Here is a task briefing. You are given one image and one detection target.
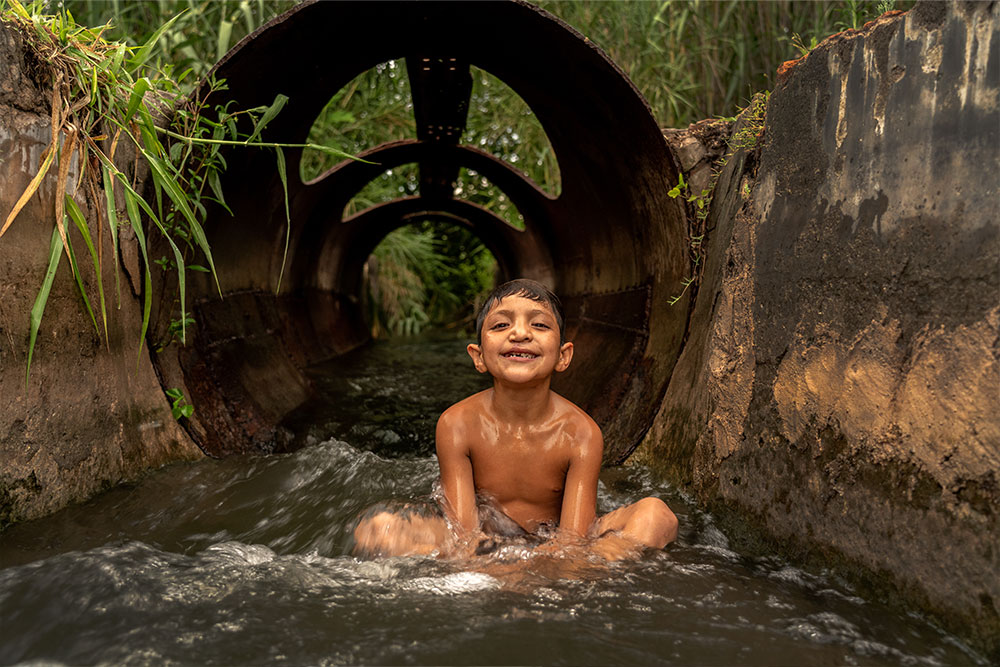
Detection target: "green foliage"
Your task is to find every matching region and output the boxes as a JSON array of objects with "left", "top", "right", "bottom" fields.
[
  {"left": 165, "top": 387, "right": 193, "bottom": 419},
  {"left": 667, "top": 171, "right": 712, "bottom": 225},
  {"left": 789, "top": 33, "right": 820, "bottom": 57},
  {"left": 463, "top": 67, "right": 560, "bottom": 199},
  {"left": 157, "top": 311, "right": 195, "bottom": 352},
  {"left": 64, "top": 0, "right": 295, "bottom": 90},
  {"left": 26, "top": 227, "right": 63, "bottom": 386},
  {"left": 365, "top": 226, "right": 435, "bottom": 338},
  {"left": 666, "top": 171, "right": 707, "bottom": 307},
  {"left": 1, "top": 0, "right": 206, "bottom": 378},
  {"left": 298, "top": 63, "right": 530, "bottom": 334},
  {"left": 339, "top": 1, "right": 911, "bottom": 332},
  {"left": 345, "top": 164, "right": 421, "bottom": 219},
  {"left": 666, "top": 91, "right": 769, "bottom": 307},
  {"left": 301, "top": 59, "right": 415, "bottom": 183},
  {"left": 838, "top": 0, "right": 873, "bottom": 31},
  {"left": 299, "top": 63, "right": 541, "bottom": 236},
  {"left": 455, "top": 168, "right": 525, "bottom": 231},
  {"left": 727, "top": 92, "right": 769, "bottom": 153},
  {"left": 537, "top": 0, "right": 912, "bottom": 126},
  {"left": 366, "top": 221, "right": 497, "bottom": 338}
]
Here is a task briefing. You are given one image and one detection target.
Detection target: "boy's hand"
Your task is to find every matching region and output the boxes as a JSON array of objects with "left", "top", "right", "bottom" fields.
[
  {"left": 588, "top": 531, "right": 644, "bottom": 561},
  {"left": 531, "top": 531, "right": 588, "bottom": 557}
]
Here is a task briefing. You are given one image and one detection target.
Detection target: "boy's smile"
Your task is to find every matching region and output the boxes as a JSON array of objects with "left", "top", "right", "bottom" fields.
[
  {"left": 502, "top": 347, "right": 538, "bottom": 360},
  {"left": 467, "top": 294, "right": 573, "bottom": 384}
]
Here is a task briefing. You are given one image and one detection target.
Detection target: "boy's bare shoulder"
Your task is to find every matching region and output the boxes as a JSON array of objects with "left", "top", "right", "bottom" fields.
[
  {"left": 550, "top": 391, "right": 603, "bottom": 450},
  {"left": 437, "top": 389, "right": 491, "bottom": 429},
  {"left": 550, "top": 391, "right": 600, "bottom": 426}
]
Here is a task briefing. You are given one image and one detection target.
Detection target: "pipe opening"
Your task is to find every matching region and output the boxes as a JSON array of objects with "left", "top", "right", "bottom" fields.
[
  {"left": 300, "top": 58, "right": 413, "bottom": 183},
  {"left": 346, "top": 163, "right": 420, "bottom": 217},
  {"left": 454, "top": 168, "right": 525, "bottom": 230},
  {"left": 364, "top": 219, "right": 499, "bottom": 338},
  {"left": 464, "top": 66, "right": 561, "bottom": 198},
  {"left": 338, "top": 163, "right": 527, "bottom": 233}
]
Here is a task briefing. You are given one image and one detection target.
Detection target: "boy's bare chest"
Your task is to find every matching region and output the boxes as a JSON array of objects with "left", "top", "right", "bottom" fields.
[{"left": 467, "top": 431, "right": 570, "bottom": 503}]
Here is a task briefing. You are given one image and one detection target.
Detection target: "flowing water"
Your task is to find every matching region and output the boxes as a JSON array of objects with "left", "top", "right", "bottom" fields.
[{"left": 0, "top": 335, "right": 986, "bottom": 666}]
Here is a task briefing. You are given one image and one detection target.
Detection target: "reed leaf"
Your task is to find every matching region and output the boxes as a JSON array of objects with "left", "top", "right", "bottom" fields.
[
  {"left": 141, "top": 149, "right": 220, "bottom": 295},
  {"left": 63, "top": 215, "right": 99, "bottom": 336},
  {"left": 206, "top": 169, "right": 231, "bottom": 214},
  {"left": 216, "top": 19, "right": 233, "bottom": 63},
  {"left": 1, "top": 142, "right": 56, "bottom": 239},
  {"left": 117, "top": 173, "right": 188, "bottom": 344},
  {"left": 65, "top": 194, "right": 108, "bottom": 339},
  {"left": 7, "top": 0, "right": 30, "bottom": 21},
  {"left": 274, "top": 145, "right": 290, "bottom": 293},
  {"left": 121, "top": 183, "right": 153, "bottom": 366},
  {"left": 26, "top": 226, "right": 63, "bottom": 385},
  {"left": 126, "top": 9, "right": 184, "bottom": 71},
  {"left": 124, "top": 76, "right": 151, "bottom": 123},
  {"left": 53, "top": 129, "right": 79, "bottom": 265},
  {"left": 100, "top": 162, "right": 122, "bottom": 307},
  {"left": 246, "top": 93, "right": 289, "bottom": 144}
]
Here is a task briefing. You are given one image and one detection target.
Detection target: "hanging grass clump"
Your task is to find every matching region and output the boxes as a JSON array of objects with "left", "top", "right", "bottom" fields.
[{"left": 0, "top": 0, "right": 352, "bottom": 383}]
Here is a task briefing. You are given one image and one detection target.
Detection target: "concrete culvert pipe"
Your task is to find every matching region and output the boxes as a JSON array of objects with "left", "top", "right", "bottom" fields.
[{"left": 151, "top": 0, "right": 689, "bottom": 460}]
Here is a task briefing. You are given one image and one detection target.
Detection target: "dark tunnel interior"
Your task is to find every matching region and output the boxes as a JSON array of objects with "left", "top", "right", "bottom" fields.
[{"left": 149, "top": 0, "right": 691, "bottom": 463}]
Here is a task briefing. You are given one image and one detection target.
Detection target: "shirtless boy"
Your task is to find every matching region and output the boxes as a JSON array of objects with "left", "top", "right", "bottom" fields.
[{"left": 352, "top": 279, "right": 678, "bottom": 560}]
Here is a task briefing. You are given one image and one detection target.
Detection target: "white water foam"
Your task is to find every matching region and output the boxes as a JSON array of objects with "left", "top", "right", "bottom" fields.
[{"left": 402, "top": 571, "right": 501, "bottom": 595}]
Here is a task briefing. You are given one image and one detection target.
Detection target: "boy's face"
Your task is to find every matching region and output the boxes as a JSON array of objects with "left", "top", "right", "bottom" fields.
[{"left": 467, "top": 294, "right": 573, "bottom": 385}]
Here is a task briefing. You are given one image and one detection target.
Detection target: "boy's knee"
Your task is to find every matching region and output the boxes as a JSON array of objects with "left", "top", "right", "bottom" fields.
[
  {"left": 353, "top": 510, "right": 450, "bottom": 558},
  {"left": 357, "top": 511, "right": 396, "bottom": 535},
  {"left": 353, "top": 512, "right": 399, "bottom": 555},
  {"left": 632, "top": 497, "right": 678, "bottom": 548}
]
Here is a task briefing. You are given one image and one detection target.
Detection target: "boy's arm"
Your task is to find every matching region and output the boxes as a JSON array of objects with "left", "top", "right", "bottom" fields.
[
  {"left": 558, "top": 420, "right": 603, "bottom": 537},
  {"left": 435, "top": 411, "right": 479, "bottom": 534}
]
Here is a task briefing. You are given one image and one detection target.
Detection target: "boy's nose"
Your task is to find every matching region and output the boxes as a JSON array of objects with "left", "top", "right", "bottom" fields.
[{"left": 509, "top": 319, "right": 531, "bottom": 339}]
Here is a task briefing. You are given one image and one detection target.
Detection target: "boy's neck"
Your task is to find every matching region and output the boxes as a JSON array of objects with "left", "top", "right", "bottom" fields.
[{"left": 489, "top": 378, "right": 553, "bottom": 424}]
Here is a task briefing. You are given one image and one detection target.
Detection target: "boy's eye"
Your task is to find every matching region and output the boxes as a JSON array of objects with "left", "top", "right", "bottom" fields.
[
  {"left": 532, "top": 322, "right": 549, "bottom": 329},
  {"left": 490, "top": 322, "right": 508, "bottom": 330}
]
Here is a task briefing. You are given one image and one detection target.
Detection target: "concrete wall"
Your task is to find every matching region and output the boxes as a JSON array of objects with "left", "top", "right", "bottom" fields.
[
  {"left": 0, "top": 24, "right": 203, "bottom": 527},
  {"left": 638, "top": 2, "right": 999, "bottom": 650}
]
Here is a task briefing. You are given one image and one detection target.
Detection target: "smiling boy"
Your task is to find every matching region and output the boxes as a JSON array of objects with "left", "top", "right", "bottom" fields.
[{"left": 353, "top": 279, "right": 678, "bottom": 559}]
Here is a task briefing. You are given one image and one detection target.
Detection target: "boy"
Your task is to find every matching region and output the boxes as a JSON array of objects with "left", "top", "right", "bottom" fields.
[{"left": 353, "top": 279, "right": 678, "bottom": 560}]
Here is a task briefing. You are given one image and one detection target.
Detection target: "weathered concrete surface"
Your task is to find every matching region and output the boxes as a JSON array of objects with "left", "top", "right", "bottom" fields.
[
  {"left": 0, "top": 23, "right": 203, "bottom": 527},
  {"left": 637, "top": 3, "right": 1000, "bottom": 651}
]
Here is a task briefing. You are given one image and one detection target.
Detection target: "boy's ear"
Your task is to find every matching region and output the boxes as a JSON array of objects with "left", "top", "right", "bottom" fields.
[
  {"left": 555, "top": 341, "right": 574, "bottom": 372},
  {"left": 467, "top": 343, "right": 488, "bottom": 373}
]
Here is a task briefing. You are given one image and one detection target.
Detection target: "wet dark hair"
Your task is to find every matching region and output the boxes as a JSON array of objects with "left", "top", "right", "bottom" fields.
[{"left": 475, "top": 279, "right": 564, "bottom": 343}]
